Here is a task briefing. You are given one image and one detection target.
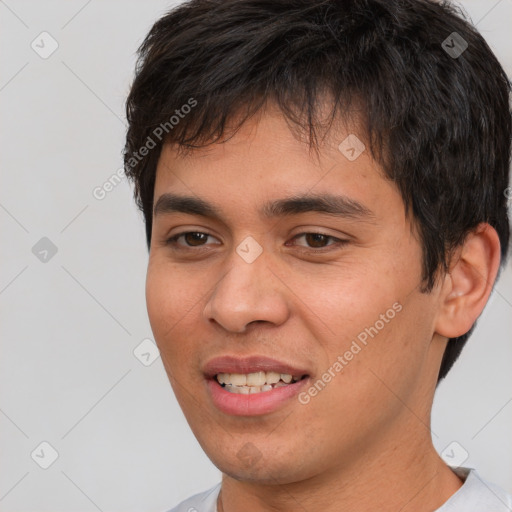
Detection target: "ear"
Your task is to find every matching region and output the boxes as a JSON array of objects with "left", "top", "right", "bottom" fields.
[{"left": 435, "top": 223, "right": 501, "bottom": 339}]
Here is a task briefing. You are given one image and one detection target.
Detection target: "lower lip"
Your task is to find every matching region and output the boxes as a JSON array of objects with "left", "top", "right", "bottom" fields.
[{"left": 206, "top": 378, "right": 310, "bottom": 416}]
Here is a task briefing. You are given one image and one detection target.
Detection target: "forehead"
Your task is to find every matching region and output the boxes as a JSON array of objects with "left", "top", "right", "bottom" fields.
[{"left": 152, "top": 105, "right": 400, "bottom": 224}]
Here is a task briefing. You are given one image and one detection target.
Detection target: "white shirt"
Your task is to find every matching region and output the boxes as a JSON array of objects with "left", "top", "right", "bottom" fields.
[{"left": 165, "top": 467, "right": 512, "bottom": 512}]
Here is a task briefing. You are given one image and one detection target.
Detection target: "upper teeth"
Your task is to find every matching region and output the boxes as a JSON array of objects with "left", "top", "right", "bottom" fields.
[{"left": 217, "top": 371, "right": 298, "bottom": 387}]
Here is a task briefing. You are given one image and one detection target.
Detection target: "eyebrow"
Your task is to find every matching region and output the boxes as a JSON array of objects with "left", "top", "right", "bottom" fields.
[{"left": 153, "top": 192, "right": 375, "bottom": 222}]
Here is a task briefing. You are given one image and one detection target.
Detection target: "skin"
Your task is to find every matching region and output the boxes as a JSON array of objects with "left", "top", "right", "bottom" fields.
[{"left": 146, "top": 102, "right": 501, "bottom": 511}]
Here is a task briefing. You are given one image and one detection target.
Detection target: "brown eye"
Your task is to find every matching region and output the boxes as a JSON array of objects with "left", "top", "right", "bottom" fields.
[
  {"left": 166, "top": 231, "right": 219, "bottom": 248},
  {"left": 183, "top": 232, "right": 208, "bottom": 246},
  {"left": 289, "top": 232, "right": 343, "bottom": 249},
  {"left": 303, "top": 233, "right": 331, "bottom": 248}
]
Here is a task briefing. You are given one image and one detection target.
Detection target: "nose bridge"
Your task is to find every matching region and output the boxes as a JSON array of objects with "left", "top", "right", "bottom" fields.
[{"left": 203, "top": 241, "right": 289, "bottom": 333}]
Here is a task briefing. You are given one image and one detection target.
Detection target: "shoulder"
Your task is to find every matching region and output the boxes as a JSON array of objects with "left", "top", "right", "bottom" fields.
[
  {"left": 438, "top": 467, "right": 512, "bottom": 512},
  {"left": 164, "top": 483, "right": 221, "bottom": 512}
]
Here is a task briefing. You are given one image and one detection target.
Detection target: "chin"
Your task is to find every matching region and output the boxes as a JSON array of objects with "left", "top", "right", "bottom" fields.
[{"left": 206, "top": 443, "right": 317, "bottom": 485}]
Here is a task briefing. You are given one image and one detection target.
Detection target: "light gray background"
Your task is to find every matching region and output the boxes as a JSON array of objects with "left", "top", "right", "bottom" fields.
[{"left": 1, "top": 1, "right": 511, "bottom": 511}]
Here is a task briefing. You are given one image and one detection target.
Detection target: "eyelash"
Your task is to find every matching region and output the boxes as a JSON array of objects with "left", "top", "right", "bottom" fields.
[{"left": 164, "top": 231, "right": 349, "bottom": 253}]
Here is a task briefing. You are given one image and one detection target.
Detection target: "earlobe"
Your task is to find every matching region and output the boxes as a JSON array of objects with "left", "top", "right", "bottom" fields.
[{"left": 435, "top": 223, "right": 501, "bottom": 339}]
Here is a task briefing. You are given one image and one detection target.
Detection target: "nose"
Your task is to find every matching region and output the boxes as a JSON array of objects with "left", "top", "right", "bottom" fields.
[{"left": 203, "top": 249, "right": 290, "bottom": 333}]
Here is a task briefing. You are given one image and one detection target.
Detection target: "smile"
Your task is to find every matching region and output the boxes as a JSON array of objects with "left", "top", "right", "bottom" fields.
[{"left": 216, "top": 371, "right": 307, "bottom": 394}]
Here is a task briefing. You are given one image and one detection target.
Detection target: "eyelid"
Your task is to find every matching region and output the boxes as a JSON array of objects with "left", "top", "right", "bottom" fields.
[
  {"left": 165, "top": 230, "right": 349, "bottom": 252},
  {"left": 166, "top": 231, "right": 221, "bottom": 247},
  {"left": 287, "top": 232, "right": 349, "bottom": 250}
]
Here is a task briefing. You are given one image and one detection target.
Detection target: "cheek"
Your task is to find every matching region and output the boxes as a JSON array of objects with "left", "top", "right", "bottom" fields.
[
  {"left": 145, "top": 260, "right": 207, "bottom": 415},
  {"left": 145, "top": 259, "right": 197, "bottom": 361},
  {"left": 288, "top": 262, "right": 400, "bottom": 344},
  {"left": 322, "top": 287, "right": 436, "bottom": 419},
  {"left": 293, "top": 294, "right": 434, "bottom": 456},
  {"left": 293, "top": 254, "right": 431, "bottom": 390},
  {"left": 146, "top": 262, "right": 172, "bottom": 338}
]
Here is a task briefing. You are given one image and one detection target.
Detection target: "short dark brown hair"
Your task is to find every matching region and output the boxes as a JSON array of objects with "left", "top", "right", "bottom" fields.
[{"left": 124, "top": 0, "right": 511, "bottom": 382}]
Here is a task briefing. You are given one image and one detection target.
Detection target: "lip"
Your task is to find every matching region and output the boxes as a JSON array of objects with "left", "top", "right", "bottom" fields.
[
  {"left": 203, "top": 355, "right": 311, "bottom": 416},
  {"left": 203, "top": 355, "right": 310, "bottom": 379},
  {"left": 206, "top": 378, "right": 310, "bottom": 416}
]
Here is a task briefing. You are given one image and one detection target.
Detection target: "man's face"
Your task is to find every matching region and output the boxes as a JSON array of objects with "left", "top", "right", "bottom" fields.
[{"left": 146, "top": 105, "right": 445, "bottom": 484}]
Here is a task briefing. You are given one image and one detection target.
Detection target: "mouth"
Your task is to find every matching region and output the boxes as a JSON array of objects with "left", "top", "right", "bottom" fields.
[{"left": 203, "top": 355, "right": 311, "bottom": 416}]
